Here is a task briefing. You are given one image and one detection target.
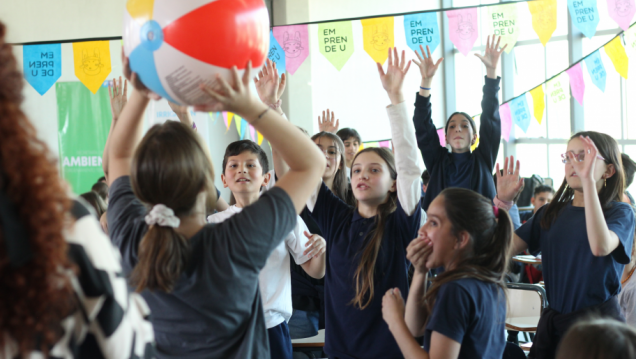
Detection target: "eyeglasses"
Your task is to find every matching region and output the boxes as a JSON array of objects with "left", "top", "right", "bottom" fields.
[
  {"left": 560, "top": 151, "right": 606, "bottom": 164},
  {"left": 317, "top": 146, "right": 339, "bottom": 159}
]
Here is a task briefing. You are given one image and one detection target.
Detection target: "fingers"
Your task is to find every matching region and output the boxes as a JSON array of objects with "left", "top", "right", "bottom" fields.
[
  {"left": 404, "top": 60, "right": 412, "bottom": 74},
  {"left": 416, "top": 46, "right": 424, "bottom": 61},
  {"left": 123, "top": 77, "right": 128, "bottom": 97},
  {"left": 335, "top": 118, "right": 340, "bottom": 130},
  {"left": 280, "top": 73, "right": 287, "bottom": 91},
  {"left": 426, "top": 45, "right": 432, "bottom": 60},
  {"left": 495, "top": 36, "right": 502, "bottom": 51},
  {"left": 434, "top": 57, "right": 444, "bottom": 68},
  {"left": 399, "top": 49, "right": 405, "bottom": 69},
  {"left": 412, "top": 59, "right": 422, "bottom": 68},
  {"left": 304, "top": 230, "right": 312, "bottom": 239},
  {"left": 503, "top": 156, "right": 509, "bottom": 174},
  {"left": 393, "top": 47, "right": 399, "bottom": 68},
  {"left": 242, "top": 61, "right": 252, "bottom": 87},
  {"left": 376, "top": 62, "right": 386, "bottom": 77},
  {"left": 496, "top": 163, "right": 501, "bottom": 179},
  {"left": 387, "top": 47, "right": 393, "bottom": 67},
  {"left": 229, "top": 66, "right": 242, "bottom": 92},
  {"left": 500, "top": 44, "right": 508, "bottom": 54}
]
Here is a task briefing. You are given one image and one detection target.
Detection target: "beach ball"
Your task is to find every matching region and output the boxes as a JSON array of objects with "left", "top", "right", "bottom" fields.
[{"left": 123, "top": 0, "right": 269, "bottom": 105}]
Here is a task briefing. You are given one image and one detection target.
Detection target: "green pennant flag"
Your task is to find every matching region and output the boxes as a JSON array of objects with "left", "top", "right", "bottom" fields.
[{"left": 318, "top": 21, "right": 354, "bottom": 71}]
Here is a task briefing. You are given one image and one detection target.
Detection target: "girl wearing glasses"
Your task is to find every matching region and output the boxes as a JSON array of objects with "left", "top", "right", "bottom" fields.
[{"left": 499, "top": 131, "right": 635, "bottom": 359}]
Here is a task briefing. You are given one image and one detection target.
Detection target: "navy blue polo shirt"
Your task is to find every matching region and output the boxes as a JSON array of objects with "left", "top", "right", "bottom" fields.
[
  {"left": 423, "top": 278, "right": 506, "bottom": 359},
  {"left": 446, "top": 151, "right": 473, "bottom": 189},
  {"left": 516, "top": 201, "right": 635, "bottom": 314},
  {"left": 310, "top": 182, "right": 421, "bottom": 359}
]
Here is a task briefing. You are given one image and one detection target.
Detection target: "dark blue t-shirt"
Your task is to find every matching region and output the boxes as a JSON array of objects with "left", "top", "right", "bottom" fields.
[
  {"left": 516, "top": 201, "right": 635, "bottom": 314},
  {"left": 446, "top": 151, "right": 473, "bottom": 189},
  {"left": 423, "top": 278, "right": 506, "bottom": 359},
  {"left": 310, "top": 182, "right": 421, "bottom": 359}
]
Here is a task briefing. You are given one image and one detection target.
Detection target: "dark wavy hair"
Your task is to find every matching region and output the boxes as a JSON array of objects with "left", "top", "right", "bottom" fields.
[
  {"left": 311, "top": 131, "right": 350, "bottom": 204},
  {"left": 0, "top": 21, "right": 75, "bottom": 355}
]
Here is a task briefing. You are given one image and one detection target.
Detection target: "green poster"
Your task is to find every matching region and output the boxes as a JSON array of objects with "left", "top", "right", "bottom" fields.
[
  {"left": 56, "top": 82, "right": 111, "bottom": 194},
  {"left": 318, "top": 21, "right": 354, "bottom": 71}
]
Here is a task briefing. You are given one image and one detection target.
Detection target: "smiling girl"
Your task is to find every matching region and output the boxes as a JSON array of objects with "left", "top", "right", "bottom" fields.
[
  {"left": 414, "top": 36, "right": 506, "bottom": 210},
  {"left": 501, "top": 131, "right": 636, "bottom": 359},
  {"left": 306, "top": 47, "right": 423, "bottom": 358}
]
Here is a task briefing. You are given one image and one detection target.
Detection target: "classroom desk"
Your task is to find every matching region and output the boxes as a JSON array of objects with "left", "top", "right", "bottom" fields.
[
  {"left": 291, "top": 329, "right": 325, "bottom": 348},
  {"left": 512, "top": 255, "right": 541, "bottom": 265}
]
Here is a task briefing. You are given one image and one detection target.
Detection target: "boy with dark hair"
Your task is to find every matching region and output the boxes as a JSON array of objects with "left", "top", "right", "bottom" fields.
[
  {"left": 209, "top": 140, "right": 327, "bottom": 359},
  {"left": 520, "top": 184, "right": 556, "bottom": 223},
  {"left": 622, "top": 153, "right": 635, "bottom": 206},
  {"left": 336, "top": 127, "right": 362, "bottom": 176}
]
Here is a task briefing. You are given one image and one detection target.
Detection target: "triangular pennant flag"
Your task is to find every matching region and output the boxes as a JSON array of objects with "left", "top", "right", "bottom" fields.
[
  {"left": 235, "top": 114, "right": 242, "bottom": 137},
  {"left": 268, "top": 30, "right": 287, "bottom": 75},
  {"left": 510, "top": 94, "right": 532, "bottom": 133},
  {"left": 528, "top": 0, "right": 557, "bottom": 46},
  {"left": 566, "top": 63, "right": 586, "bottom": 105},
  {"left": 23, "top": 44, "right": 62, "bottom": 95},
  {"left": 318, "top": 21, "right": 354, "bottom": 71},
  {"left": 361, "top": 17, "right": 395, "bottom": 64},
  {"left": 487, "top": 3, "right": 521, "bottom": 53},
  {"left": 625, "top": 25, "right": 636, "bottom": 54},
  {"left": 72, "top": 40, "right": 112, "bottom": 94},
  {"left": 257, "top": 131, "right": 264, "bottom": 145},
  {"left": 208, "top": 112, "right": 218, "bottom": 125},
  {"left": 404, "top": 12, "right": 441, "bottom": 54},
  {"left": 529, "top": 85, "right": 545, "bottom": 124},
  {"left": 584, "top": 50, "right": 607, "bottom": 92},
  {"left": 378, "top": 140, "right": 391, "bottom": 148},
  {"left": 604, "top": 36, "right": 629, "bottom": 79},
  {"left": 500, "top": 103, "right": 512, "bottom": 142},
  {"left": 437, "top": 128, "right": 446, "bottom": 147},
  {"left": 273, "top": 25, "right": 309, "bottom": 75},
  {"left": 446, "top": 8, "right": 479, "bottom": 56},
  {"left": 471, "top": 136, "right": 480, "bottom": 152},
  {"left": 240, "top": 118, "right": 249, "bottom": 139},
  {"left": 607, "top": 0, "right": 636, "bottom": 31},
  {"left": 225, "top": 112, "right": 234, "bottom": 133},
  {"left": 546, "top": 73, "right": 571, "bottom": 119},
  {"left": 567, "top": 0, "right": 600, "bottom": 39},
  {"left": 249, "top": 124, "right": 256, "bottom": 142}
]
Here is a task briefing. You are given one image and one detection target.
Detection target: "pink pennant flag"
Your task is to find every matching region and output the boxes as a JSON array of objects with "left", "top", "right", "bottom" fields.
[
  {"left": 566, "top": 63, "right": 586, "bottom": 106},
  {"left": 607, "top": 0, "right": 636, "bottom": 31},
  {"left": 378, "top": 140, "right": 391, "bottom": 148},
  {"left": 500, "top": 103, "right": 512, "bottom": 142},
  {"left": 446, "top": 8, "right": 479, "bottom": 56},
  {"left": 273, "top": 25, "right": 310, "bottom": 75},
  {"left": 249, "top": 125, "right": 256, "bottom": 142},
  {"left": 437, "top": 128, "right": 446, "bottom": 147}
]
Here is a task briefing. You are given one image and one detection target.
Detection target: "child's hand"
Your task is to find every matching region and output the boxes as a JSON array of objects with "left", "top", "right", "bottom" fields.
[
  {"left": 197, "top": 62, "right": 267, "bottom": 122},
  {"left": 377, "top": 47, "right": 411, "bottom": 105},
  {"left": 570, "top": 135, "right": 601, "bottom": 184},
  {"left": 121, "top": 48, "right": 161, "bottom": 100},
  {"left": 495, "top": 156, "right": 524, "bottom": 203},
  {"left": 407, "top": 237, "right": 433, "bottom": 275},
  {"left": 317, "top": 109, "right": 339, "bottom": 133},
  {"left": 413, "top": 45, "right": 443, "bottom": 85},
  {"left": 168, "top": 101, "right": 193, "bottom": 127},
  {"left": 108, "top": 76, "right": 127, "bottom": 120},
  {"left": 254, "top": 59, "right": 286, "bottom": 106},
  {"left": 303, "top": 231, "right": 326, "bottom": 259},
  {"left": 475, "top": 35, "right": 507, "bottom": 78},
  {"left": 382, "top": 288, "right": 405, "bottom": 328}
]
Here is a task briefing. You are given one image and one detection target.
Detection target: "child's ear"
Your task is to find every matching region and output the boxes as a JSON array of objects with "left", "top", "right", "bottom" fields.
[
  {"left": 455, "top": 231, "right": 470, "bottom": 250},
  {"left": 221, "top": 174, "right": 229, "bottom": 188},
  {"left": 530, "top": 197, "right": 536, "bottom": 206},
  {"left": 261, "top": 171, "right": 272, "bottom": 187},
  {"left": 389, "top": 179, "right": 397, "bottom": 193},
  {"left": 604, "top": 164, "right": 616, "bottom": 179}
]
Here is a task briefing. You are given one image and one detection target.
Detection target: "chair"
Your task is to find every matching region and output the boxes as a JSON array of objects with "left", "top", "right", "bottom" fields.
[{"left": 505, "top": 283, "right": 547, "bottom": 333}]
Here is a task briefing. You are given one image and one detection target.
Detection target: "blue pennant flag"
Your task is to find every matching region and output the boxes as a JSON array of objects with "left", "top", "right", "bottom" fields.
[
  {"left": 567, "top": 0, "right": 600, "bottom": 39},
  {"left": 268, "top": 30, "right": 287, "bottom": 75},
  {"left": 510, "top": 94, "right": 531, "bottom": 133},
  {"left": 584, "top": 50, "right": 606, "bottom": 92},
  {"left": 404, "top": 13, "right": 441, "bottom": 54},
  {"left": 23, "top": 44, "right": 62, "bottom": 95}
]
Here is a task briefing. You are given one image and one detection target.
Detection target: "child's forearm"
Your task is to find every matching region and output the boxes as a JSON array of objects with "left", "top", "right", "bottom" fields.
[
  {"left": 404, "top": 271, "right": 428, "bottom": 336},
  {"left": 301, "top": 254, "right": 326, "bottom": 279},
  {"left": 388, "top": 319, "right": 430, "bottom": 359},
  {"left": 583, "top": 180, "right": 620, "bottom": 256}
]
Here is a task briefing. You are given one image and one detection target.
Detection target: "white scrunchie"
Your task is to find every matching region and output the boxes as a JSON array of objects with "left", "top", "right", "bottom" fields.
[{"left": 145, "top": 204, "right": 180, "bottom": 228}]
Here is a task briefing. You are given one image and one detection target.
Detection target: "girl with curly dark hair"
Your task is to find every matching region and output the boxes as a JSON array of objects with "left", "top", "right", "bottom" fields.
[{"left": 0, "top": 21, "right": 155, "bottom": 358}]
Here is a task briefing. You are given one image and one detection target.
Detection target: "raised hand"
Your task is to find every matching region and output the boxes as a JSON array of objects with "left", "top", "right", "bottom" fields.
[
  {"left": 108, "top": 76, "right": 127, "bottom": 120},
  {"left": 495, "top": 156, "right": 524, "bottom": 203},
  {"left": 167, "top": 101, "right": 193, "bottom": 128},
  {"left": 413, "top": 45, "right": 444, "bottom": 84},
  {"left": 377, "top": 47, "right": 412, "bottom": 105},
  {"left": 303, "top": 231, "right": 327, "bottom": 259},
  {"left": 474, "top": 35, "right": 507, "bottom": 78},
  {"left": 570, "top": 135, "right": 601, "bottom": 183},
  {"left": 406, "top": 236, "right": 433, "bottom": 275},
  {"left": 382, "top": 288, "right": 405, "bottom": 328},
  {"left": 254, "top": 59, "right": 287, "bottom": 107},
  {"left": 197, "top": 62, "right": 267, "bottom": 122},
  {"left": 318, "top": 109, "right": 339, "bottom": 133},
  {"left": 121, "top": 48, "right": 161, "bottom": 100}
]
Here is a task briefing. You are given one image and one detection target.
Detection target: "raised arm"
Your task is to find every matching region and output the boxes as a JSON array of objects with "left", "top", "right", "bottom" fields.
[
  {"left": 196, "top": 63, "right": 325, "bottom": 213},
  {"left": 377, "top": 47, "right": 423, "bottom": 216},
  {"left": 318, "top": 109, "right": 340, "bottom": 133},
  {"left": 473, "top": 35, "right": 505, "bottom": 168},
  {"left": 103, "top": 77, "right": 127, "bottom": 185},
  {"left": 412, "top": 45, "right": 446, "bottom": 171}
]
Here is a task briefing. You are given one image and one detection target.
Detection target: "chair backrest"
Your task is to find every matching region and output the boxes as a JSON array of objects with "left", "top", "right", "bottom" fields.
[{"left": 506, "top": 283, "right": 548, "bottom": 319}]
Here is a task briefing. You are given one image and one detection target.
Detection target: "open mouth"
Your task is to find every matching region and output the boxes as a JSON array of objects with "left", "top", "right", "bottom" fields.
[
  {"left": 356, "top": 183, "right": 369, "bottom": 190},
  {"left": 236, "top": 178, "right": 251, "bottom": 183}
]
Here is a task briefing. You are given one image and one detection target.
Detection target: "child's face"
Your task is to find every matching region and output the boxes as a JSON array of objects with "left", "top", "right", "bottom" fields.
[
  {"left": 564, "top": 137, "right": 609, "bottom": 190},
  {"left": 420, "top": 196, "right": 462, "bottom": 270},
  {"left": 221, "top": 151, "right": 268, "bottom": 195},
  {"left": 531, "top": 191, "right": 554, "bottom": 212},
  {"left": 446, "top": 115, "right": 476, "bottom": 152},
  {"left": 314, "top": 137, "right": 342, "bottom": 180},
  {"left": 351, "top": 151, "right": 396, "bottom": 205},
  {"left": 343, "top": 137, "right": 360, "bottom": 164}
]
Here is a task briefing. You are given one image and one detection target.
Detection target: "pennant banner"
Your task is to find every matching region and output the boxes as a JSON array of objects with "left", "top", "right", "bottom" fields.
[
  {"left": 488, "top": 3, "right": 520, "bottom": 53},
  {"left": 510, "top": 94, "right": 532, "bottom": 133},
  {"left": 584, "top": 50, "right": 607, "bottom": 92},
  {"left": 607, "top": 0, "right": 636, "bottom": 30},
  {"left": 273, "top": 25, "right": 309, "bottom": 75},
  {"left": 268, "top": 30, "right": 287, "bottom": 75},
  {"left": 257, "top": 131, "right": 264, "bottom": 146},
  {"left": 72, "top": 40, "right": 111, "bottom": 94},
  {"left": 23, "top": 44, "right": 62, "bottom": 96},
  {"left": 546, "top": 73, "right": 571, "bottom": 117},
  {"left": 471, "top": 136, "right": 480, "bottom": 152},
  {"left": 625, "top": 25, "right": 636, "bottom": 54},
  {"left": 404, "top": 12, "right": 441, "bottom": 54},
  {"left": 566, "top": 63, "right": 586, "bottom": 105},
  {"left": 500, "top": 103, "right": 513, "bottom": 142},
  {"left": 318, "top": 21, "right": 355, "bottom": 71},
  {"left": 240, "top": 118, "right": 249, "bottom": 140},
  {"left": 529, "top": 85, "right": 545, "bottom": 124},
  {"left": 249, "top": 124, "right": 256, "bottom": 142},
  {"left": 528, "top": 0, "right": 558, "bottom": 46},
  {"left": 361, "top": 17, "right": 395, "bottom": 64},
  {"left": 568, "top": 0, "right": 600, "bottom": 39},
  {"left": 447, "top": 8, "right": 479, "bottom": 56},
  {"left": 604, "top": 35, "right": 629, "bottom": 79},
  {"left": 225, "top": 112, "right": 234, "bottom": 132},
  {"left": 437, "top": 128, "right": 446, "bottom": 147},
  {"left": 378, "top": 140, "right": 391, "bottom": 148}
]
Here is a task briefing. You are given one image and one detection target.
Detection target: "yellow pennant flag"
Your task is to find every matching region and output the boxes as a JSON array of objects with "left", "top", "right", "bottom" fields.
[
  {"left": 361, "top": 17, "right": 395, "bottom": 64},
  {"left": 72, "top": 41, "right": 111, "bottom": 94},
  {"left": 235, "top": 114, "right": 243, "bottom": 137},
  {"left": 257, "top": 131, "right": 264, "bottom": 146},
  {"left": 529, "top": 85, "right": 545, "bottom": 124},
  {"left": 471, "top": 137, "right": 480, "bottom": 152},
  {"left": 604, "top": 36, "right": 629, "bottom": 79},
  {"left": 528, "top": 0, "right": 557, "bottom": 47},
  {"left": 225, "top": 112, "right": 234, "bottom": 133}
]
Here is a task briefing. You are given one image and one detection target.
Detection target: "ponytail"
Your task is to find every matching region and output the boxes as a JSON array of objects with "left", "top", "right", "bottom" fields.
[
  {"left": 420, "top": 188, "right": 512, "bottom": 326},
  {"left": 131, "top": 225, "right": 190, "bottom": 292}
]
